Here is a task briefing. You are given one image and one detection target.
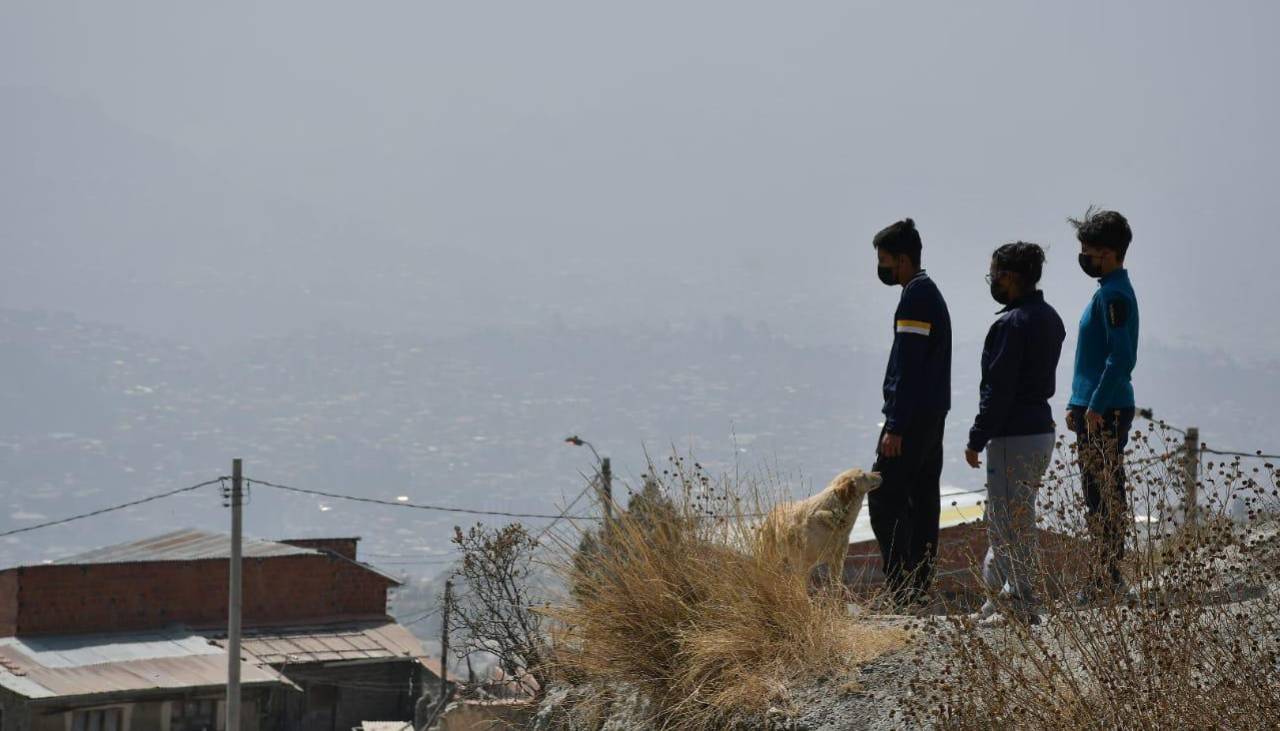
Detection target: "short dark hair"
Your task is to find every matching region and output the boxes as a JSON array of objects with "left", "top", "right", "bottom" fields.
[
  {"left": 992, "top": 241, "right": 1046, "bottom": 286},
  {"left": 873, "top": 218, "right": 922, "bottom": 268},
  {"left": 1069, "top": 206, "right": 1131, "bottom": 260}
]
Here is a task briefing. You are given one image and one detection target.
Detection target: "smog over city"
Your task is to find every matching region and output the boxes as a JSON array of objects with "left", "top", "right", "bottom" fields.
[{"left": 3, "top": 9, "right": 1280, "bottom": 720}]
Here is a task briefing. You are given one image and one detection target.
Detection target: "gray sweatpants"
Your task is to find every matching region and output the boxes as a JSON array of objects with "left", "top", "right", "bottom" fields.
[{"left": 982, "top": 432, "right": 1055, "bottom": 603}]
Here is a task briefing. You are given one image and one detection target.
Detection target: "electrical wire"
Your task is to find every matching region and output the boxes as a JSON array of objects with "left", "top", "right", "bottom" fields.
[
  {"left": 245, "top": 477, "right": 599, "bottom": 520},
  {"left": 1201, "top": 447, "right": 1280, "bottom": 461},
  {"left": 0, "top": 477, "right": 228, "bottom": 539},
  {"left": 533, "top": 480, "right": 600, "bottom": 545}
]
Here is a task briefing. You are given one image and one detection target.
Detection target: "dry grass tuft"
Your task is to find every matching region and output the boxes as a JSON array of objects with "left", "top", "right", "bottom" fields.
[{"left": 545, "top": 455, "right": 904, "bottom": 730}]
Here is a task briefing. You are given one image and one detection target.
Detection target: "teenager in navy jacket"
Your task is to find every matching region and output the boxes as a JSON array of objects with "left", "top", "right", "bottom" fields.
[
  {"left": 869, "top": 218, "right": 952, "bottom": 606},
  {"left": 964, "top": 242, "right": 1065, "bottom": 625}
]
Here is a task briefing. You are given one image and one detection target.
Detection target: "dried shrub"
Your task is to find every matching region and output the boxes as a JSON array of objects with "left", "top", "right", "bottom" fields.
[
  {"left": 546, "top": 454, "right": 905, "bottom": 730},
  {"left": 450, "top": 522, "right": 550, "bottom": 699}
]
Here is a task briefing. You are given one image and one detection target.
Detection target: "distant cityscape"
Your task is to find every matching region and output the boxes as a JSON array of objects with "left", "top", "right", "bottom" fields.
[{"left": 4, "top": 304, "right": 1280, "bottom": 643}]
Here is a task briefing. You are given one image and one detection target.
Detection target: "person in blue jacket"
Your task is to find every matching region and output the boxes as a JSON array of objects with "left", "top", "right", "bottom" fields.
[
  {"left": 869, "top": 218, "right": 952, "bottom": 606},
  {"left": 964, "top": 242, "right": 1065, "bottom": 625},
  {"left": 1065, "top": 207, "right": 1139, "bottom": 600}
]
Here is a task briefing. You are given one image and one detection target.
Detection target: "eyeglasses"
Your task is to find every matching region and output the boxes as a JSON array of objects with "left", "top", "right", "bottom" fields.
[{"left": 984, "top": 272, "right": 1007, "bottom": 285}]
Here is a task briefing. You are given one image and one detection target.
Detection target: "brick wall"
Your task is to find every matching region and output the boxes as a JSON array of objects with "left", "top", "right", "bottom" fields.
[
  {"left": 843, "top": 520, "right": 1090, "bottom": 598},
  {"left": 0, "top": 571, "right": 17, "bottom": 636},
  {"left": 6, "top": 555, "right": 393, "bottom": 636},
  {"left": 277, "top": 538, "right": 360, "bottom": 561}
]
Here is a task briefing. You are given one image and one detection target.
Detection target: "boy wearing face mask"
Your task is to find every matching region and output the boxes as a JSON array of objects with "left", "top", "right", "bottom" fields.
[
  {"left": 1065, "top": 207, "right": 1139, "bottom": 602},
  {"left": 869, "top": 218, "right": 952, "bottom": 607},
  {"left": 964, "top": 242, "right": 1065, "bottom": 625}
]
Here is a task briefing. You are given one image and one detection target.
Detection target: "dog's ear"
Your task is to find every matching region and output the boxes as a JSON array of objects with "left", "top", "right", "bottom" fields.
[{"left": 833, "top": 476, "right": 856, "bottom": 502}]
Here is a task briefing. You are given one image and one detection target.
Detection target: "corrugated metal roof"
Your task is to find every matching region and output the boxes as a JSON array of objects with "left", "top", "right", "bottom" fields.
[
  {"left": 0, "top": 630, "right": 291, "bottom": 701},
  {"left": 54, "top": 529, "right": 318, "bottom": 565},
  {"left": 0, "top": 631, "right": 220, "bottom": 668},
  {"left": 210, "top": 620, "right": 426, "bottom": 667}
]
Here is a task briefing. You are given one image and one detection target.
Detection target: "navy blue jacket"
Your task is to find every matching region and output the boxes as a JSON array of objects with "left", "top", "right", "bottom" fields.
[
  {"left": 967, "top": 290, "right": 1066, "bottom": 452},
  {"left": 882, "top": 271, "right": 952, "bottom": 433}
]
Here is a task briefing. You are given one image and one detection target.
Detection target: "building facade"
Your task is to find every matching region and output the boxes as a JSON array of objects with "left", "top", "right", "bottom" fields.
[{"left": 0, "top": 530, "right": 444, "bottom": 731}]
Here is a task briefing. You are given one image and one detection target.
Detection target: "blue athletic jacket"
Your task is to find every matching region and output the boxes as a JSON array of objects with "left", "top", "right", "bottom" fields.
[
  {"left": 967, "top": 291, "right": 1066, "bottom": 452},
  {"left": 882, "top": 271, "right": 952, "bottom": 433},
  {"left": 1069, "top": 268, "right": 1139, "bottom": 413}
]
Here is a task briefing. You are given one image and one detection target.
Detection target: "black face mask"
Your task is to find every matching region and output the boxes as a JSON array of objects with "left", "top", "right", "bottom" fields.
[
  {"left": 1078, "top": 253, "right": 1104, "bottom": 279},
  {"left": 989, "top": 280, "right": 1011, "bottom": 305},
  {"left": 877, "top": 265, "right": 897, "bottom": 286}
]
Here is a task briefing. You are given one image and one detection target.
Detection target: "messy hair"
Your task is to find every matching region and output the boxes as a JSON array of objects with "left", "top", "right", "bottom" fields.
[{"left": 1069, "top": 206, "right": 1132, "bottom": 260}]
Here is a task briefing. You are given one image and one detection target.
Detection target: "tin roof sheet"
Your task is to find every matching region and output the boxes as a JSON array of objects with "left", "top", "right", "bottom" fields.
[
  {"left": 0, "top": 630, "right": 289, "bottom": 701},
  {"left": 210, "top": 620, "right": 426, "bottom": 667},
  {"left": 53, "top": 529, "right": 318, "bottom": 565}
]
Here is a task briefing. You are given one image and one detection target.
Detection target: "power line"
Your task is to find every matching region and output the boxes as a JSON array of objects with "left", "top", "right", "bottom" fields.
[
  {"left": 534, "top": 480, "right": 599, "bottom": 545},
  {"left": 401, "top": 607, "right": 441, "bottom": 626},
  {"left": 365, "top": 551, "right": 458, "bottom": 559},
  {"left": 1201, "top": 447, "right": 1280, "bottom": 461},
  {"left": 245, "top": 478, "right": 599, "bottom": 520},
  {"left": 0, "top": 477, "right": 227, "bottom": 539}
]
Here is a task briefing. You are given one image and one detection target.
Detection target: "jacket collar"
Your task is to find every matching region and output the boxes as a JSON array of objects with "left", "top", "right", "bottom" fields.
[
  {"left": 1099, "top": 268, "right": 1129, "bottom": 287},
  {"left": 998, "top": 289, "right": 1043, "bottom": 314}
]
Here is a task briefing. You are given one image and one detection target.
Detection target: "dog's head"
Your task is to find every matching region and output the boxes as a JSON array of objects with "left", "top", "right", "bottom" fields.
[{"left": 830, "top": 468, "right": 882, "bottom": 504}]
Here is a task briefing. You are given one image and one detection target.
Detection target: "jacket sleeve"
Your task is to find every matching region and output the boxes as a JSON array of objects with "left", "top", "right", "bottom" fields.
[
  {"left": 967, "top": 317, "right": 1025, "bottom": 452},
  {"left": 1088, "top": 293, "right": 1138, "bottom": 413},
  {"left": 884, "top": 291, "right": 935, "bottom": 434}
]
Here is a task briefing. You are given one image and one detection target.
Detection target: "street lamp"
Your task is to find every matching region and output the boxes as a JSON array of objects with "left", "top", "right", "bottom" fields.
[{"left": 565, "top": 435, "right": 612, "bottom": 527}]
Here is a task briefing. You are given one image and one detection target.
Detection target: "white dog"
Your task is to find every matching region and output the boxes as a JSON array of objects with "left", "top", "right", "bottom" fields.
[{"left": 759, "top": 468, "right": 882, "bottom": 583}]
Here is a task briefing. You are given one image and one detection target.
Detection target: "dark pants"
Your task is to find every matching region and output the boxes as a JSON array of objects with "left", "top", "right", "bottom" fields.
[
  {"left": 870, "top": 412, "right": 945, "bottom": 603},
  {"left": 1069, "top": 405, "right": 1135, "bottom": 585}
]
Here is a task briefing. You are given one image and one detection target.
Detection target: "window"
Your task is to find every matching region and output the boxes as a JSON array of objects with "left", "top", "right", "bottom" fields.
[
  {"left": 170, "top": 699, "right": 218, "bottom": 731},
  {"left": 70, "top": 708, "right": 123, "bottom": 731}
]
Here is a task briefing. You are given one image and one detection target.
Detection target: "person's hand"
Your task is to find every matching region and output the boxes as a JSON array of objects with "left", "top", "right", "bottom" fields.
[
  {"left": 879, "top": 432, "right": 903, "bottom": 458},
  {"left": 1065, "top": 410, "right": 1078, "bottom": 431},
  {"left": 965, "top": 448, "right": 982, "bottom": 469},
  {"left": 1086, "top": 409, "right": 1106, "bottom": 434}
]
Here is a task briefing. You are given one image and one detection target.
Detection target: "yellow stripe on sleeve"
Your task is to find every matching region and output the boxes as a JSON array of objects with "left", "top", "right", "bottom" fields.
[{"left": 896, "top": 319, "right": 932, "bottom": 336}]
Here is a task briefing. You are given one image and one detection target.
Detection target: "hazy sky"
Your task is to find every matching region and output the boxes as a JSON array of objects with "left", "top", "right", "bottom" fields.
[{"left": 4, "top": 1, "right": 1279, "bottom": 355}]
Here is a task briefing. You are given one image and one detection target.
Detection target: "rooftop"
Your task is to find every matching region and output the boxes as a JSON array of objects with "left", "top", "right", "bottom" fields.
[
  {"left": 37, "top": 528, "right": 402, "bottom": 585},
  {"left": 0, "top": 629, "right": 290, "bottom": 701},
  {"left": 205, "top": 618, "right": 453, "bottom": 680},
  {"left": 53, "top": 528, "right": 319, "bottom": 564}
]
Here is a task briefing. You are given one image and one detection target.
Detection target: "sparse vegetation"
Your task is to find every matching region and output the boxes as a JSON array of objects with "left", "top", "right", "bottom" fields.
[
  {"left": 449, "top": 522, "right": 551, "bottom": 699},
  {"left": 903, "top": 425, "right": 1280, "bottom": 730}
]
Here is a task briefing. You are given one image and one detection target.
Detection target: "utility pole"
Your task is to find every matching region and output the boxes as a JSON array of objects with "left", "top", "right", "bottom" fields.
[
  {"left": 226, "top": 458, "right": 243, "bottom": 731},
  {"left": 439, "top": 580, "right": 452, "bottom": 711},
  {"left": 600, "top": 456, "right": 613, "bottom": 535},
  {"left": 1184, "top": 427, "right": 1200, "bottom": 528},
  {"left": 565, "top": 436, "right": 612, "bottom": 534}
]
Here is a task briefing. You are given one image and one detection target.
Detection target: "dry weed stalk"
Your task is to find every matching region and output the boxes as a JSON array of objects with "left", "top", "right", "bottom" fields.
[{"left": 903, "top": 425, "right": 1280, "bottom": 730}]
